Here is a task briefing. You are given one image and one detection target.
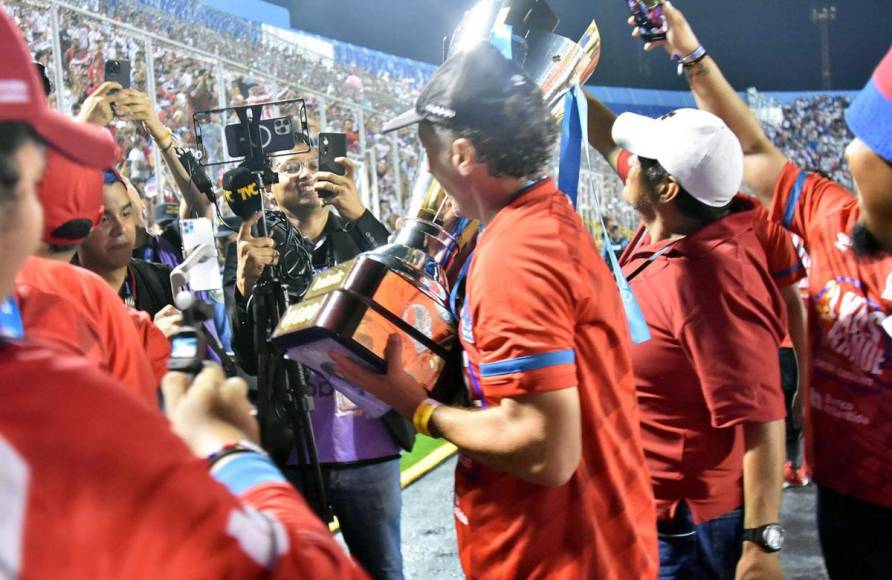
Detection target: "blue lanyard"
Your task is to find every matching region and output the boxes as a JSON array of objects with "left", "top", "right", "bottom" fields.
[
  {"left": 558, "top": 86, "right": 651, "bottom": 344},
  {"left": 0, "top": 295, "right": 24, "bottom": 340}
]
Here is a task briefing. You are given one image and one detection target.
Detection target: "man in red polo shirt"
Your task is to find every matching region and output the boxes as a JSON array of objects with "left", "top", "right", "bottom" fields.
[
  {"left": 586, "top": 101, "right": 787, "bottom": 579},
  {"left": 332, "top": 43, "right": 658, "bottom": 579},
  {"left": 644, "top": 5, "right": 892, "bottom": 578}
]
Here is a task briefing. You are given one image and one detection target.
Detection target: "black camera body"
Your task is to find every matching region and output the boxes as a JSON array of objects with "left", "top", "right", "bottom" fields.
[{"left": 166, "top": 293, "right": 214, "bottom": 376}]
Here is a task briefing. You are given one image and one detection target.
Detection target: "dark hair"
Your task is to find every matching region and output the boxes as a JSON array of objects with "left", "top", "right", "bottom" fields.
[
  {"left": 638, "top": 156, "right": 731, "bottom": 225},
  {"left": 433, "top": 90, "right": 559, "bottom": 179},
  {"left": 0, "top": 122, "right": 42, "bottom": 208}
]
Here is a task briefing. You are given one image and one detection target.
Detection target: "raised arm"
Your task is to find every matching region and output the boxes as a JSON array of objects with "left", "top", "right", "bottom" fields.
[
  {"left": 114, "top": 89, "right": 212, "bottom": 219},
  {"left": 634, "top": 2, "right": 789, "bottom": 206},
  {"left": 584, "top": 89, "right": 622, "bottom": 171}
]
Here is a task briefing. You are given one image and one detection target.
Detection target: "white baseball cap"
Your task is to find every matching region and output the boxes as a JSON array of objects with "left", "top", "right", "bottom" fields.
[{"left": 611, "top": 108, "right": 743, "bottom": 207}]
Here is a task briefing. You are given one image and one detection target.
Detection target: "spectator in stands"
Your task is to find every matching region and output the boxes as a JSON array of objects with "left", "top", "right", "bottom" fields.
[
  {"left": 586, "top": 94, "right": 787, "bottom": 577},
  {"left": 648, "top": 4, "right": 892, "bottom": 578},
  {"left": 334, "top": 42, "right": 658, "bottom": 579},
  {"left": 233, "top": 143, "right": 409, "bottom": 580},
  {"left": 0, "top": 11, "right": 365, "bottom": 577}
]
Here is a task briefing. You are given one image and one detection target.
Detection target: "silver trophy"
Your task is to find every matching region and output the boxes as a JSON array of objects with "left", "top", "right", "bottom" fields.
[{"left": 272, "top": 0, "right": 601, "bottom": 416}]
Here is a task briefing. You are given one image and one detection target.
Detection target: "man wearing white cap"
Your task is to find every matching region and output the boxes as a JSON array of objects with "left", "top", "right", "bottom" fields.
[{"left": 586, "top": 101, "right": 788, "bottom": 579}]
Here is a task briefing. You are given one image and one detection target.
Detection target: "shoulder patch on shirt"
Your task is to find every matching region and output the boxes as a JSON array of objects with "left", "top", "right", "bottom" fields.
[{"left": 226, "top": 506, "right": 289, "bottom": 571}]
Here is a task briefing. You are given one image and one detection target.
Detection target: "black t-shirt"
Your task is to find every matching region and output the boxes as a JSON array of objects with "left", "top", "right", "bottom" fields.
[{"left": 122, "top": 259, "right": 175, "bottom": 318}]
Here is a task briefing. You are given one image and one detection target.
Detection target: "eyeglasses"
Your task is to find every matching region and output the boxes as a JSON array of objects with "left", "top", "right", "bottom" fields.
[{"left": 275, "top": 158, "right": 317, "bottom": 176}]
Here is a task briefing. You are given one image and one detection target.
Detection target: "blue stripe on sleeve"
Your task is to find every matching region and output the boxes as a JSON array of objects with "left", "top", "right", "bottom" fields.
[
  {"left": 772, "top": 262, "right": 804, "bottom": 280},
  {"left": 212, "top": 453, "right": 286, "bottom": 496},
  {"left": 479, "top": 350, "right": 576, "bottom": 378},
  {"left": 782, "top": 171, "right": 808, "bottom": 229}
]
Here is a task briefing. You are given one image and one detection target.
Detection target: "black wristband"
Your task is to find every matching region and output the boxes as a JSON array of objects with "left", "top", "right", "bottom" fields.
[{"left": 207, "top": 441, "right": 266, "bottom": 469}]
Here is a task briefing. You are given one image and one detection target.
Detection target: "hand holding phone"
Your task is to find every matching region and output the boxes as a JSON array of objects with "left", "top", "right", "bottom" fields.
[
  {"left": 626, "top": 0, "right": 667, "bottom": 43},
  {"left": 626, "top": 1, "right": 704, "bottom": 59}
]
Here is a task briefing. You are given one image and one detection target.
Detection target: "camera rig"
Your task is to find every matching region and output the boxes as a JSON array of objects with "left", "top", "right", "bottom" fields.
[{"left": 193, "top": 99, "right": 328, "bottom": 520}]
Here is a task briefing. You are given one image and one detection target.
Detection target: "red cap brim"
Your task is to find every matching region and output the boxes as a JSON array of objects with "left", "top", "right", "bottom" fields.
[{"left": 32, "top": 107, "right": 120, "bottom": 170}]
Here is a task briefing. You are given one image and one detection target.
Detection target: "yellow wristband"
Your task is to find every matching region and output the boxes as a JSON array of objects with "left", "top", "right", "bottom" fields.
[{"left": 412, "top": 398, "right": 442, "bottom": 437}]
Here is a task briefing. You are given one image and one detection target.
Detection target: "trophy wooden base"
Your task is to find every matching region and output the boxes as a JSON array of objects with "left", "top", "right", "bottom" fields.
[{"left": 272, "top": 255, "right": 457, "bottom": 416}]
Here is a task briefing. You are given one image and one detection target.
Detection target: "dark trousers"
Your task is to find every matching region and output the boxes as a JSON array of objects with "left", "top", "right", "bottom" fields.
[
  {"left": 779, "top": 347, "right": 803, "bottom": 467},
  {"left": 283, "top": 459, "right": 404, "bottom": 580},
  {"left": 658, "top": 501, "right": 744, "bottom": 580},
  {"left": 817, "top": 486, "right": 892, "bottom": 579}
]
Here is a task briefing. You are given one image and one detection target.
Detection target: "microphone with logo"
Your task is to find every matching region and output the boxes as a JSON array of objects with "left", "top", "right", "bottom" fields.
[{"left": 222, "top": 165, "right": 265, "bottom": 233}]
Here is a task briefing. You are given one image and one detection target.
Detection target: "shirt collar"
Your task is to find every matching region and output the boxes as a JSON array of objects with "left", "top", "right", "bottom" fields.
[{"left": 628, "top": 198, "right": 757, "bottom": 260}]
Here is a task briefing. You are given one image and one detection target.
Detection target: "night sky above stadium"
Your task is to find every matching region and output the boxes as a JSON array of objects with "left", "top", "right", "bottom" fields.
[{"left": 268, "top": 0, "right": 890, "bottom": 91}]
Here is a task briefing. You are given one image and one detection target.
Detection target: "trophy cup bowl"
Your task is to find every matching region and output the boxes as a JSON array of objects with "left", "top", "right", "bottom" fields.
[{"left": 272, "top": 1, "right": 602, "bottom": 416}]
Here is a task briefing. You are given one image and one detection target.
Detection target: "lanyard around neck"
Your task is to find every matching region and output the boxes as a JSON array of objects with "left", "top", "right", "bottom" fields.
[{"left": 624, "top": 240, "right": 680, "bottom": 283}]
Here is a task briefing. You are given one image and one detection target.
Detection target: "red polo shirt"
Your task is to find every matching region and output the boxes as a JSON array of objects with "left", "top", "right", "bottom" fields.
[
  {"left": 617, "top": 152, "right": 787, "bottom": 524},
  {"left": 15, "top": 257, "right": 163, "bottom": 406},
  {"left": 769, "top": 161, "right": 892, "bottom": 507},
  {"left": 621, "top": 210, "right": 787, "bottom": 523},
  {"left": 455, "top": 178, "right": 658, "bottom": 579}
]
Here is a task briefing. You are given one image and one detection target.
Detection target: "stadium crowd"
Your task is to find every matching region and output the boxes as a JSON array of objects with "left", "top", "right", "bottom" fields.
[
  {"left": 1, "top": 0, "right": 889, "bottom": 579},
  {"left": 762, "top": 95, "right": 855, "bottom": 190},
  {"left": 6, "top": 0, "right": 856, "bottom": 233}
]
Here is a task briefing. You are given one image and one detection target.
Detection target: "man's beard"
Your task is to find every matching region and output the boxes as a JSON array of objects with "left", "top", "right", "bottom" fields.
[{"left": 852, "top": 222, "right": 887, "bottom": 258}]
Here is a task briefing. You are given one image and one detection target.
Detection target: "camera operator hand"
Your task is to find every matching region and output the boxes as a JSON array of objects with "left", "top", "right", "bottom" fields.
[
  {"left": 314, "top": 157, "right": 366, "bottom": 222},
  {"left": 113, "top": 88, "right": 171, "bottom": 148},
  {"left": 236, "top": 211, "right": 279, "bottom": 297},
  {"left": 162, "top": 363, "right": 259, "bottom": 457},
  {"left": 77, "top": 81, "right": 123, "bottom": 127},
  {"left": 628, "top": 1, "right": 702, "bottom": 56},
  {"left": 154, "top": 304, "right": 183, "bottom": 339}
]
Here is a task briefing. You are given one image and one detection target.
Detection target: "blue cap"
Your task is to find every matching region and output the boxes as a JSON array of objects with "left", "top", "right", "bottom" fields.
[{"left": 845, "top": 46, "right": 892, "bottom": 163}]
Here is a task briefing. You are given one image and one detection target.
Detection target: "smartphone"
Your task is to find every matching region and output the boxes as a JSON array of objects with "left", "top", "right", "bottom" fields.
[
  {"left": 318, "top": 132, "right": 347, "bottom": 180},
  {"left": 104, "top": 59, "right": 131, "bottom": 89},
  {"left": 224, "top": 116, "right": 296, "bottom": 158},
  {"left": 180, "top": 218, "right": 223, "bottom": 292},
  {"left": 626, "top": 0, "right": 667, "bottom": 42}
]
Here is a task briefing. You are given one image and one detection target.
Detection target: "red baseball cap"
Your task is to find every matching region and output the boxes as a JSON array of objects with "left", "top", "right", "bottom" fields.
[
  {"left": 0, "top": 7, "right": 119, "bottom": 169},
  {"left": 38, "top": 149, "right": 104, "bottom": 246}
]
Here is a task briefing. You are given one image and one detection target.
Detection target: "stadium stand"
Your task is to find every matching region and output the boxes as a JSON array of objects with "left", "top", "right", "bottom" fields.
[{"left": 6, "top": 0, "right": 856, "bottom": 232}]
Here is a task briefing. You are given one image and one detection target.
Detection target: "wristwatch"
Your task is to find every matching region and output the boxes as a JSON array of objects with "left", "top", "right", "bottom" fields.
[{"left": 743, "top": 523, "right": 785, "bottom": 552}]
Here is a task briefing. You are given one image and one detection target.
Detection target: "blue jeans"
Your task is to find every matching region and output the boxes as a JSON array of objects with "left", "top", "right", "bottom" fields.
[
  {"left": 817, "top": 485, "right": 892, "bottom": 579},
  {"left": 658, "top": 502, "right": 743, "bottom": 580},
  {"left": 284, "top": 458, "right": 404, "bottom": 580}
]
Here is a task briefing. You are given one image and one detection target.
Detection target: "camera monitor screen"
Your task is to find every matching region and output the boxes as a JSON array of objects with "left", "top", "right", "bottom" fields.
[{"left": 170, "top": 335, "right": 199, "bottom": 359}]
